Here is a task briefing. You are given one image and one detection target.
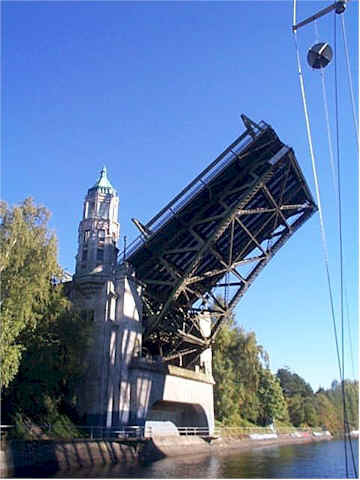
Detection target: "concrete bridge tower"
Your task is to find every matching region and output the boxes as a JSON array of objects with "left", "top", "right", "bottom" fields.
[
  {"left": 73, "top": 167, "right": 122, "bottom": 425},
  {"left": 75, "top": 166, "right": 119, "bottom": 280}
]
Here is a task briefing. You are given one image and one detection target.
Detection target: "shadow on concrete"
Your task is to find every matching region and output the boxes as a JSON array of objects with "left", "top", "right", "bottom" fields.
[{"left": 4, "top": 438, "right": 142, "bottom": 478}]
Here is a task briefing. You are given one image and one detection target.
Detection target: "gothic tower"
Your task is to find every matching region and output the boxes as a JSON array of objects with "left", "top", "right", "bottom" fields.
[
  {"left": 75, "top": 166, "right": 119, "bottom": 280},
  {"left": 73, "top": 167, "right": 121, "bottom": 425}
]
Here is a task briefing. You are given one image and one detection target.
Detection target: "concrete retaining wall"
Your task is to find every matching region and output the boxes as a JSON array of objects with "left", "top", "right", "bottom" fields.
[
  {"left": 1, "top": 433, "right": 333, "bottom": 477},
  {"left": 1, "top": 439, "right": 141, "bottom": 477}
]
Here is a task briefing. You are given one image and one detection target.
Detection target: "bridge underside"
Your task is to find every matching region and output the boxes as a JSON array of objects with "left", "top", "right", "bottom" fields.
[{"left": 126, "top": 116, "right": 317, "bottom": 367}]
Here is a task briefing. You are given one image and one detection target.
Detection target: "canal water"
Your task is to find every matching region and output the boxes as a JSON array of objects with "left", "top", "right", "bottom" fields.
[{"left": 25, "top": 438, "right": 359, "bottom": 478}]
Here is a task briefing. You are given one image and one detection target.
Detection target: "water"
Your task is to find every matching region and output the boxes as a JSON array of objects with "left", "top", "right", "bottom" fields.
[{"left": 21, "top": 439, "right": 359, "bottom": 479}]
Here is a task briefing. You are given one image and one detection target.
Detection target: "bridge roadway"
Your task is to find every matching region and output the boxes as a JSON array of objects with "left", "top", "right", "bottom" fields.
[{"left": 123, "top": 116, "right": 317, "bottom": 367}]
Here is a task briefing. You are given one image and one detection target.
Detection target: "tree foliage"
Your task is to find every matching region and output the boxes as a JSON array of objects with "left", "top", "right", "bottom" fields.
[
  {"left": 275, "top": 368, "right": 359, "bottom": 432},
  {"left": 212, "top": 315, "right": 288, "bottom": 427},
  {"left": 213, "top": 316, "right": 358, "bottom": 433},
  {"left": 0, "top": 198, "right": 61, "bottom": 387},
  {"left": 277, "top": 368, "right": 313, "bottom": 398},
  {"left": 1, "top": 198, "right": 93, "bottom": 430},
  {"left": 3, "top": 302, "right": 94, "bottom": 425},
  {"left": 257, "top": 368, "right": 289, "bottom": 426}
]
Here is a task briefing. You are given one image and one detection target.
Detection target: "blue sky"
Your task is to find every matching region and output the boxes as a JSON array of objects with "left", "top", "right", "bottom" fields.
[{"left": 2, "top": 1, "right": 358, "bottom": 392}]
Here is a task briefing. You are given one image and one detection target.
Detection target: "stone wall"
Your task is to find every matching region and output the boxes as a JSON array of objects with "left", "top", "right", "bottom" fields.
[{"left": 1, "top": 439, "right": 141, "bottom": 477}]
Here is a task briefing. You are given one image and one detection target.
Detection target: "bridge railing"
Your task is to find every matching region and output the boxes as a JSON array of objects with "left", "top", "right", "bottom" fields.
[
  {"left": 213, "top": 426, "right": 317, "bottom": 437},
  {"left": 1, "top": 424, "right": 324, "bottom": 441},
  {"left": 0, "top": 424, "right": 146, "bottom": 441},
  {"left": 177, "top": 427, "right": 210, "bottom": 436},
  {"left": 74, "top": 425, "right": 146, "bottom": 440}
]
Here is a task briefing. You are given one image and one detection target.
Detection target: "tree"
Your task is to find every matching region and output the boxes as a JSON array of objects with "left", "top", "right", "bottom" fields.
[
  {"left": 1, "top": 198, "right": 94, "bottom": 429},
  {"left": 257, "top": 368, "right": 289, "bottom": 426},
  {"left": 212, "top": 302, "right": 274, "bottom": 426},
  {"left": 3, "top": 301, "right": 94, "bottom": 424},
  {"left": 315, "top": 392, "right": 340, "bottom": 432},
  {"left": 212, "top": 319, "right": 239, "bottom": 423},
  {"left": 319, "top": 379, "right": 359, "bottom": 433},
  {"left": 303, "top": 397, "right": 318, "bottom": 427},
  {"left": 276, "top": 368, "right": 313, "bottom": 398},
  {"left": 287, "top": 394, "right": 305, "bottom": 427},
  {"left": 0, "top": 198, "right": 61, "bottom": 387}
]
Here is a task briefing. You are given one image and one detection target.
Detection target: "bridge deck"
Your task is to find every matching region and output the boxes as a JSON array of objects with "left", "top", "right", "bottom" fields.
[{"left": 125, "top": 118, "right": 317, "bottom": 364}]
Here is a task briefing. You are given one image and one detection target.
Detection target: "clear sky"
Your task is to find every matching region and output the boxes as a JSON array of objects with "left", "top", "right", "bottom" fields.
[{"left": 2, "top": 1, "right": 358, "bottom": 392}]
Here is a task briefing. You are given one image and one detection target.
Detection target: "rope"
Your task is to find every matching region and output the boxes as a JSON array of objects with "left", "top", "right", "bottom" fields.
[
  {"left": 341, "top": 14, "right": 359, "bottom": 149},
  {"left": 294, "top": 7, "right": 357, "bottom": 477},
  {"left": 314, "top": 20, "right": 337, "bottom": 197},
  {"left": 314, "top": 20, "right": 339, "bottom": 203},
  {"left": 344, "top": 286, "right": 355, "bottom": 380},
  {"left": 334, "top": 14, "right": 350, "bottom": 478},
  {"left": 292, "top": 30, "right": 342, "bottom": 383},
  {"left": 315, "top": 20, "right": 357, "bottom": 476}
]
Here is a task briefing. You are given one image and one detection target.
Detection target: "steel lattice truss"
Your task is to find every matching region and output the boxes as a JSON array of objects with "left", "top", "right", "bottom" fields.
[{"left": 125, "top": 116, "right": 317, "bottom": 367}]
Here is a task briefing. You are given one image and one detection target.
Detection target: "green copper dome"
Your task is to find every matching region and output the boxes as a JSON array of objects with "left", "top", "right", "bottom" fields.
[{"left": 89, "top": 166, "right": 117, "bottom": 194}]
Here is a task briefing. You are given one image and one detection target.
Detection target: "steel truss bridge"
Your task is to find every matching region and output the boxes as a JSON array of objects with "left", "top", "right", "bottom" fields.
[{"left": 125, "top": 115, "right": 317, "bottom": 367}]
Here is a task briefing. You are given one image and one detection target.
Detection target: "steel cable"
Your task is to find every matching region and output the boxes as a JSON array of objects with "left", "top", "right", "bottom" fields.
[
  {"left": 340, "top": 14, "right": 359, "bottom": 149},
  {"left": 292, "top": 29, "right": 342, "bottom": 384},
  {"left": 293, "top": 5, "right": 357, "bottom": 476},
  {"left": 334, "top": 13, "right": 349, "bottom": 477},
  {"left": 315, "top": 21, "right": 357, "bottom": 477}
]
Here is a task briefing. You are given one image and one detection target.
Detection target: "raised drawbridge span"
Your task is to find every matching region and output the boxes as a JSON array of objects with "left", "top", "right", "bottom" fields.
[{"left": 125, "top": 115, "right": 317, "bottom": 367}]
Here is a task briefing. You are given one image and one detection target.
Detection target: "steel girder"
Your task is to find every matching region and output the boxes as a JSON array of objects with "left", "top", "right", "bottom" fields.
[{"left": 126, "top": 117, "right": 317, "bottom": 366}]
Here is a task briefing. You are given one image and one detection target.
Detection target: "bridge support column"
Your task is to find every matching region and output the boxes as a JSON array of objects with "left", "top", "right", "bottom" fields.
[{"left": 105, "top": 262, "right": 143, "bottom": 428}]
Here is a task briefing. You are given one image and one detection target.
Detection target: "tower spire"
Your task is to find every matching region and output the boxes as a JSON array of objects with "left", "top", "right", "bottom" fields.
[{"left": 90, "top": 165, "right": 116, "bottom": 194}]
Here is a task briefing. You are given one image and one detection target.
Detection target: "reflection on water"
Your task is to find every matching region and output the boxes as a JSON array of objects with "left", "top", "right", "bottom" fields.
[{"left": 24, "top": 438, "right": 359, "bottom": 479}]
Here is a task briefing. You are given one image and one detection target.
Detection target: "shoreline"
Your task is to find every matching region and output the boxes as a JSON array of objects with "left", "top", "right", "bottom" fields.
[
  {"left": 142, "top": 431, "right": 332, "bottom": 460},
  {"left": 1, "top": 432, "right": 333, "bottom": 477}
]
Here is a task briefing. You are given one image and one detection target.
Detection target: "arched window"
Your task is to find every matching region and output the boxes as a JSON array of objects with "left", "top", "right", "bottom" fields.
[{"left": 99, "top": 201, "right": 109, "bottom": 218}]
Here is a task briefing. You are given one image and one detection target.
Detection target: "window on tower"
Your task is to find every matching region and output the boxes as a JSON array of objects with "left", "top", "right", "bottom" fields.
[
  {"left": 98, "top": 229, "right": 105, "bottom": 247},
  {"left": 99, "top": 201, "right": 109, "bottom": 219},
  {"left": 87, "top": 201, "right": 95, "bottom": 218},
  {"left": 82, "top": 249, "right": 88, "bottom": 261},
  {"left": 97, "top": 248, "right": 104, "bottom": 262},
  {"left": 84, "top": 230, "right": 91, "bottom": 242}
]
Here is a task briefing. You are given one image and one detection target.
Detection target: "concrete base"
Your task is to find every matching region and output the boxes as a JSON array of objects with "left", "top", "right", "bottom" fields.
[
  {"left": 0, "top": 439, "right": 141, "bottom": 477},
  {"left": 1, "top": 433, "right": 333, "bottom": 477}
]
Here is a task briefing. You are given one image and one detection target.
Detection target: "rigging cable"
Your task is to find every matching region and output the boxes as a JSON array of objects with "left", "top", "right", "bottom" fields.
[
  {"left": 316, "top": 18, "right": 357, "bottom": 476},
  {"left": 344, "top": 285, "right": 356, "bottom": 379},
  {"left": 334, "top": 13, "right": 349, "bottom": 478},
  {"left": 334, "top": 13, "right": 358, "bottom": 477},
  {"left": 314, "top": 20, "right": 358, "bottom": 477},
  {"left": 340, "top": 14, "right": 359, "bottom": 148},
  {"left": 314, "top": 20, "right": 339, "bottom": 197},
  {"left": 292, "top": 28, "right": 342, "bottom": 386},
  {"left": 293, "top": 4, "right": 357, "bottom": 477}
]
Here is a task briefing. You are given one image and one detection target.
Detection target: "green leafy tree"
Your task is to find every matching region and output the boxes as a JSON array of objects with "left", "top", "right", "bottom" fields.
[
  {"left": 0, "top": 198, "right": 61, "bottom": 387},
  {"left": 315, "top": 391, "right": 340, "bottom": 432},
  {"left": 3, "top": 301, "right": 94, "bottom": 424},
  {"left": 303, "top": 397, "right": 318, "bottom": 427},
  {"left": 287, "top": 394, "right": 305, "bottom": 427},
  {"left": 257, "top": 368, "right": 289, "bottom": 426},
  {"left": 317, "top": 380, "right": 359, "bottom": 433},
  {"left": 1, "top": 198, "right": 94, "bottom": 432},
  {"left": 277, "top": 368, "right": 313, "bottom": 398},
  {"left": 232, "top": 328, "right": 264, "bottom": 423},
  {"left": 212, "top": 319, "right": 239, "bottom": 423},
  {"left": 213, "top": 301, "right": 277, "bottom": 426}
]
